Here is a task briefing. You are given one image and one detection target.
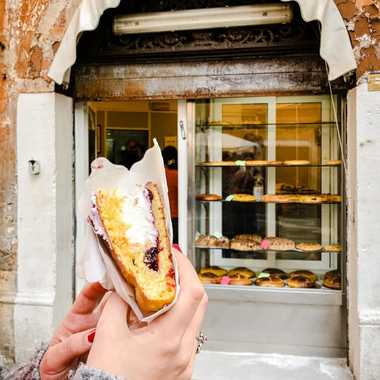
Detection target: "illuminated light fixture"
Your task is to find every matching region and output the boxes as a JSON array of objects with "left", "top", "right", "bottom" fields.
[{"left": 113, "top": 4, "right": 293, "bottom": 35}]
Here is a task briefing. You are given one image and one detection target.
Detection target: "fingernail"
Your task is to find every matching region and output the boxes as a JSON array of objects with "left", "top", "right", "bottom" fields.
[
  {"left": 88, "top": 330, "right": 96, "bottom": 343},
  {"left": 172, "top": 244, "right": 182, "bottom": 253}
]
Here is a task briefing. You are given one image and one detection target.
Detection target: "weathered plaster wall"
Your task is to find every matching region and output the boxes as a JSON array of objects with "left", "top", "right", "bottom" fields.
[{"left": 337, "top": 0, "right": 380, "bottom": 77}]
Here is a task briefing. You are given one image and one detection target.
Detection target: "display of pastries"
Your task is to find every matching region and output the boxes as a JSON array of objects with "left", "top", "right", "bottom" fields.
[
  {"left": 227, "top": 267, "right": 256, "bottom": 279},
  {"left": 296, "top": 242, "right": 322, "bottom": 252},
  {"left": 283, "top": 160, "right": 311, "bottom": 166},
  {"left": 255, "top": 276, "right": 285, "bottom": 288},
  {"left": 198, "top": 265, "right": 343, "bottom": 291},
  {"left": 323, "top": 270, "right": 342, "bottom": 289},
  {"left": 261, "top": 237, "right": 296, "bottom": 251},
  {"left": 323, "top": 244, "right": 342, "bottom": 253},
  {"left": 195, "top": 234, "right": 230, "bottom": 248},
  {"left": 227, "top": 194, "right": 256, "bottom": 202},
  {"left": 230, "top": 238, "right": 261, "bottom": 251},
  {"left": 288, "top": 275, "right": 316, "bottom": 288},
  {"left": 289, "top": 270, "right": 318, "bottom": 283},
  {"left": 196, "top": 194, "right": 223, "bottom": 201}
]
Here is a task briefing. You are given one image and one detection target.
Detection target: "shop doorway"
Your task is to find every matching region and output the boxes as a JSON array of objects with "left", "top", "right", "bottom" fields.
[{"left": 86, "top": 100, "right": 179, "bottom": 242}]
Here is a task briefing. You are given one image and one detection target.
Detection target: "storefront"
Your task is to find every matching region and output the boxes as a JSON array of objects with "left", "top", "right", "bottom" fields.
[
  {"left": 11, "top": 1, "right": 380, "bottom": 378},
  {"left": 66, "top": 0, "right": 352, "bottom": 357}
]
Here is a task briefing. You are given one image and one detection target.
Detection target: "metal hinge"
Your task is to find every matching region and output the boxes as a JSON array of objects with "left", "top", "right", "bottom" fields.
[{"left": 180, "top": 120, "right": 186, "bottom": 140}]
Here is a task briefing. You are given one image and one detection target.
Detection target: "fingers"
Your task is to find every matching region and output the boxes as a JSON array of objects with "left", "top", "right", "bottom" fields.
[
  {"left": 41, "top": 328, "right": 96, "bottom": 377},
  {"left": 154, "top": 250, "right": 205, "bottom": 337},
  {"left": 71, "top": 282, "right": 107, "bottom": 315}
]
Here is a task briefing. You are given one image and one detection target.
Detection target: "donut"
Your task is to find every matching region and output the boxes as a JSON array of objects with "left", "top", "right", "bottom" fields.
[
  {"left": 255, "top": 276, "right": 285, "bottom": 288},
  {"left": 289, "top": 270, "right": 318, "bottom": 282},
  {"left": 288, "top": 275, "right": 315, "bottom": 288},
  {"left": 227, "top": 267, "right": 256, "bottom": 279}
]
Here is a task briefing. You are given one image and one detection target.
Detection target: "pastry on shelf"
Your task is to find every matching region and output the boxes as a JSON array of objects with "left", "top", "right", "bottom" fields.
[
  {"left": 289, "top": 270, "right": 318, "bottom": 283},
  {"left": 325, "top": 159, "right": 342, "bottom": 166},
  {"left": 323, "top": 270, "right": 342, "bottom": 290},
  {"left": 230, "top": 238, "right": 261, "bottom": 251},
  {"left": 323, "top": 244, "right": 342, "bottom": 252},
  {"left": 227, "top": 267, "right": 256, "bottom": 279},
  {"left": 198, "top": 272, "right": 222, "bottom": 285},
  {"left": 196, "top": 193, "right": 223, "bottom": 201},
  {"left": 199, "top": 266, "right": 227, "bottom": 277},
  {"left": 229, "top": 276, "right": 254, "bottom": 286},
  {"left": 261, "top": 194, "right": 341, "bottom": 204},
  {"left": 260, "top": 237, "right": 296, "bottom": 251},
  {"left": 260, "top": 268, "right": 289, "bottom": 280},
  {"left": 255, "top": 275, "right": 285, "bottom": 288},
  {"left": 245, "top": 160, "right": 282, "bottom": 166},
  {"left": 295, "top": 242, "right": 322, "bottom": 252},
  {"left": 234, "top": 234, "right": 262, "bottom": 243},
  {"left": 283, "top": 160, "right": 311, "bottom": 166},
  {"left": 288, "top": 275, "right": 316, "bottom": 288},
  {"left": 225, "top": 194, "right": 256, "bottom": 202},
  {"left": 195, "top": 234, "right": 229, "bottom": 248}
]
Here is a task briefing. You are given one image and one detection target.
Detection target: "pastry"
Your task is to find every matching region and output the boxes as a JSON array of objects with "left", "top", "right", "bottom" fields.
[
  {"left": 195, "top": 234, "right": 209, "bottom": 246},
  {"left": 289, "top": 270, "right": 318, "bottom": 282},
  {"left": 255, "top": 276, "right": 285, "bottom": 288},
  {"left": 323, "top": 270, "right": 342, "bottom": 290},
  {"left": 91, "top": 183, "right": 175, "bottom": 313},
  {"left": 283, "top": 160, "right": 311, "bottom": 166},
  {"left": 288, "top": 275, "right": 315, "bottom": 288},
  {"left": 229, "top": 276, "right": 253, "bottom": 286},
  {"left": 261, "top": 268, "right": 288, "bottom": 280},
  {"left": 195, "top": 235, "right": 229, "bottom": 248},
  {"left": 199, "top": 266, "right": 227, "bottom": 277},
  {"left": 198, "top": 272, "right": 221, "bottom": 285},
  {"left": 261, "top": 237, "right": 296, "bottom": 251},
  {"left": 323, "top": 244, "right": 342, "bottom": 253},
  {"left": 227, "top": 267, "right": 256, "bottom": 279},
  {"left": 325, "top": 160, "right": 342, "bottom": 166},
  {"left": 230, "top": 238, "right": 261, "bottom": 251},
  {"left": 245, "top": 160, "right": 282, "bottom": 167},
  {"left": 234, "top": 234, "right": 262, "bottom": 243},
  {"left": 296, "top": 242, "right": 322, "bottom": 252},
  {"left": 196, "top": 194, "right": 222, "bottom": 201},
  {"left": 261, "top": 194, "right": 341, "bottom": 204},
  {"left": 227, "top": 194, "right": 256, "bottom": 202}
]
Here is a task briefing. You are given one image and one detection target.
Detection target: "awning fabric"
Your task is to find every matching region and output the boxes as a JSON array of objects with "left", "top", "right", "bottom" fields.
[{"left": 48, "top": 0, "right": 357, "bottom": 85}]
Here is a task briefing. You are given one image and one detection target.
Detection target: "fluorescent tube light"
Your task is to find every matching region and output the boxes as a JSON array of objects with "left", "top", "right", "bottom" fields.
[{"left": 113, "top": 4, "right": 293, "bottom": 35}]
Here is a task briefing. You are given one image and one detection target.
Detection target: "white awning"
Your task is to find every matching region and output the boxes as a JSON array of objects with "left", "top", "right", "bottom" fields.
[{"left": 48, "top": 0, "right": 357, "bottom": 85}]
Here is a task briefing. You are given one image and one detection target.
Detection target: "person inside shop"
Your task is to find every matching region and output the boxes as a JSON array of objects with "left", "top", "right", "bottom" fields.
[
  {"left": 162, "top": 145, "right": 179, "bottom": 244},
  {"left": 1, "top": 248, "right": 207, "bottom": 380},
  {"left": 121, "top": 139, "right": 143, "bottom": 170}
]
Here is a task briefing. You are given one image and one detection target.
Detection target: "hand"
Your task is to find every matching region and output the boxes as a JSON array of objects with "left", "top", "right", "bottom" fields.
[
  {"left": 87, "top": 249, "right": 208, "bottom": 380},
  {"left": 39, "top": 282, "right": 108, "bottom": 380}
]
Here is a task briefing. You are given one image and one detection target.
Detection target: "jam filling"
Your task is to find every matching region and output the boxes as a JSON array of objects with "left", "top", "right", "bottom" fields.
[{"left": 144, "top": 246, "right": 160, "bottom": 271}]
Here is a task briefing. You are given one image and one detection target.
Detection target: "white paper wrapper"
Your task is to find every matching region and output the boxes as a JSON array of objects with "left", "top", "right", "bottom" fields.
[{"left": 78, "top": 139, "right": 180, "bottom": 323}]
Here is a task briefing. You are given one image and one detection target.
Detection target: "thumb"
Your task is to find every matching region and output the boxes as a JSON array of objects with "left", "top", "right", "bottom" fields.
[
  {"left": 40, "top": 328, "right": 96, "bottom": 379},
  {"left": 97, "top": 292, "right": 129, "bottom": 332}
]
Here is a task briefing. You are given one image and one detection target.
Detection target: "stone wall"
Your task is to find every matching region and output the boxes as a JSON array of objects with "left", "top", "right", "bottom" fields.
[{"left": 0, "top": 0, "right": 379, "bottom": 365}]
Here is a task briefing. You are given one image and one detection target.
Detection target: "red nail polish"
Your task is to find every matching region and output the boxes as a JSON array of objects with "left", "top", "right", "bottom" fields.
[
  {"left": 88, "top": 330, "right": 96, "bottom": 343},
  {"left": 172, "top": 244, "right": 182, "bottom": 253}
]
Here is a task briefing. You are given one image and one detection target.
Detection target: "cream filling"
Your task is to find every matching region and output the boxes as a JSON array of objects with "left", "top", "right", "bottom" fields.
[{"left": 121, "top": 187, "right": 158, "bottom": 247}]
